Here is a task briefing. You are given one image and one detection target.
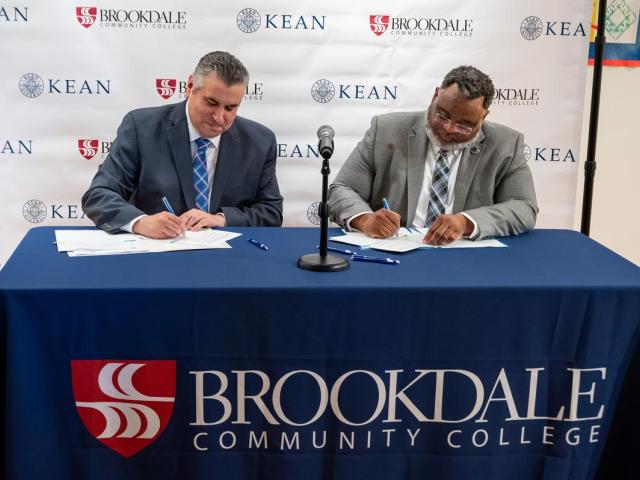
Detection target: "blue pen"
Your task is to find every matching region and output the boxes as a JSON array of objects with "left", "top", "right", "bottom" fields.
[
  {"left": 248, "top": 238, "right": 269, "bottom": 251},
  {"left": 162, "top": 196, "right": 176, "bottom": 215},
  {"left": 317, "top": 245, "right": 356, "bottom": 255},
  {"left": 382, "top": 197, "right": 399, "bottom": 238},
  {"left": 162, "top": 196, "right": 186, "bottom": 239},
  {"left": 351, "top": 254, "right": 400, "bottom": 265}
]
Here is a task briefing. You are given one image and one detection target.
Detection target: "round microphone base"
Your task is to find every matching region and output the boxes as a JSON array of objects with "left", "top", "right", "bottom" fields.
[{"left": 297, "top": 253, "right": 349, "bottom": 272}]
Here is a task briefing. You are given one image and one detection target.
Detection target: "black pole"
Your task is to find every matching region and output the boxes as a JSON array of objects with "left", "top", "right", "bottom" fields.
[
  {"left": 581, "top": 0, "right": 607, "bottom": 235},
  {"left": 318, "top": 157, "right": 330, "bottom": 256},
  {"left": 297, "top": 139, "right": 349, "bottom": 272}
]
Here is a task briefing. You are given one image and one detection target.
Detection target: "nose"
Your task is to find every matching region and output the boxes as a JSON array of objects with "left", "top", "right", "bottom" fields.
[
  {"left": 442, "top": 121, "right": 458, "bottom": 134},
  {"left": 211, "top": 107, "right": 224, "bottom": 125}
]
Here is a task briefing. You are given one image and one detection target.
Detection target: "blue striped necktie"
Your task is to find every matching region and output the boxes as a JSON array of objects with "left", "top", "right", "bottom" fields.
[
  {"left": 193, "top": 138, "right": 210, "bottom": 212},
  {"left": 425, "top": 150, "right": 450, "bottom": 227}
]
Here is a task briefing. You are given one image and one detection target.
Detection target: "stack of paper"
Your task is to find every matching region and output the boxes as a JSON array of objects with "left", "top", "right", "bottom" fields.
[
  {"left": 55, "top": 229, "right": 242, "bottom": 257},
  {"left": 330, "top": 228, "right": 505, "bottom": 253}
]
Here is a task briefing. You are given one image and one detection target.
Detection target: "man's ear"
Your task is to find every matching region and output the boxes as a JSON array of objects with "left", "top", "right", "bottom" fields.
[
  {"left": 432, "top": 86, "right": 440, "bottom": 102},
  {"left": 185, "top": 74, "right": 194, "bottom": 98}
]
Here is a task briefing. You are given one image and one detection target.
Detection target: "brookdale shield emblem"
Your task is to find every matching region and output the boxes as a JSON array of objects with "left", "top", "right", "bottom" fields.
[
  {"left": 71, "top": 360, "right": 176, "bottom": 457},
  {"left": 76, "top": 7, "right": 97, "bottom": 28},
  {"left": 155, "top": 79, "right": 177, "bottom": 100},
  {"left": 77, "top": 139, "right": 99, "bottom": 160},
  {"left": 369, "top": 15, "right": 390, "bottom": 36}
]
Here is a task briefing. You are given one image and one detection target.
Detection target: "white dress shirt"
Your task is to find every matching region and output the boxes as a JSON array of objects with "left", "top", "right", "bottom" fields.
[
  {"left": 122, "top": 100, "right": 221, "bottom": 232},
  {"left": 347, "top": 141, "right": 478, "bottom": 237}
]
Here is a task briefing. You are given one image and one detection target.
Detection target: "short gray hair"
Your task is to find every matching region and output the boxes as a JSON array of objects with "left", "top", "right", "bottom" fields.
[
  {"left": 441, "top": 65, "right": 495, "bottom": 110},
  {"left": 193, "top": 51, "right": 249, "bottom": 88}
]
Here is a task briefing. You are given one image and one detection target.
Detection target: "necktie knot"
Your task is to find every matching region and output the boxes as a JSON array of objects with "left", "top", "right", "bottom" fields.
[{"left": 195, "top": 137, "right": 211, "bottom": 152}]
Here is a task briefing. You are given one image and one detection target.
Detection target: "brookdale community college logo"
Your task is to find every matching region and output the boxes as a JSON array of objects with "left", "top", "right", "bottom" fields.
[
  {"left": 370, "top": 15, "right": 390, "bottom": 36},
  {"left": 78, "top": 139, "right": 99, "bottom": 159},
  {"left": 156, "top": 78, "right": 177, "bottom": 99},
  {"left": 311, "top": 79, "right": 335, "bottom": 103},
  {"left": 368, "top": 14, "right": 473, "bottom": 38},
  {"left": 22, "top": 199, "right": 47, "bottom": 223},
  {"left": 72, "top": 360, "right": 176, "bottom": 457},
  {"left": 520, "top": 16, "right": 543, "bottom": 40},
  {"left": 76, "top": 6, "right": 97, "bottom": 28},
  {"left": 237, "top": 8, "right": 261, "bottom": 33},
  {"left": 75, "top": 6, "right": 187, "bottom": 29},
  {"left": 19, "top": 73, "right": 44, "bottom": 98}
]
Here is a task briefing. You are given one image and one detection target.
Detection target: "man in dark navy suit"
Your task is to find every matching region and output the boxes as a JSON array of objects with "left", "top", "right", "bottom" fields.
[{"left": 82, "top": 51, "right": 282, "bottom": 239}]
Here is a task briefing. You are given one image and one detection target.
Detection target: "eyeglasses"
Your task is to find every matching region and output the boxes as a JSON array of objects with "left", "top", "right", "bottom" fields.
[{"left": 432, "top": 110, "right": 475, "bottom": 135}]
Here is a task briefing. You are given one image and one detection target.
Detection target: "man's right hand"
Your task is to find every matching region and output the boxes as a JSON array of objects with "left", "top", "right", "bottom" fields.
[
  {"left": 351, "top": 209, "right": 401, "bottom": 238},
  {"left": 132, "top": 212, "right": 186, "bottom": 239}
]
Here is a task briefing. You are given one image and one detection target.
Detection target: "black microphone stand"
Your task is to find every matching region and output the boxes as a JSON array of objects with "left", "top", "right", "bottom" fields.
[{"left": 297, "top": 140, "right": 349, "bottom": 272}]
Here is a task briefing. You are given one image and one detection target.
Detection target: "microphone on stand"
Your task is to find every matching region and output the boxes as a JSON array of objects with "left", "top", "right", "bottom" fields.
[
  {"left": 297, "top": 125, "right": 349, "bottom": 272},
  {"left": 317, "top": 125, "right": 335, "bottom": 159}
]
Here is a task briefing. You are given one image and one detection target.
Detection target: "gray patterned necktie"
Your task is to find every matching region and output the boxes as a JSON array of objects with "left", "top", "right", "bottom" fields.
[{"left": 425, "top": 150, "right": 449, "bottom": 227}]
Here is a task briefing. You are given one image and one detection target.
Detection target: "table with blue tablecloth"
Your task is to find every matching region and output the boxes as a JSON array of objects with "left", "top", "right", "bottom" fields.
[{"left": 1, "top": 227, "right": 640, "bottom": 480}]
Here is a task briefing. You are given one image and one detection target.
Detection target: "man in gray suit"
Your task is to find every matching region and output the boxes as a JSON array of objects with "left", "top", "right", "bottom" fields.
[
  {"left": 82, "top": 51, "right": 282, "bottom": 239},
  {"left": 328, "top": 65, "right": 537, "bottom": 245}
]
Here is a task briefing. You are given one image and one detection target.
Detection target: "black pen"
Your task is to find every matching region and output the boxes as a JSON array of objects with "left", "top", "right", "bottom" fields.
[{"left": 248, "top": 238, "right": 269, "bottom": 251}]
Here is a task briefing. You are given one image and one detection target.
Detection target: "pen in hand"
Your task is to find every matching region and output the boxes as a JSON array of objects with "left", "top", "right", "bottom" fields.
[
  {"left": 162, "top": 196, "right": 176, "bottom": 215},
  {"left": 162, "top": 196, "right": 185, "bottom": 238},
  {"left": 382, "top": 197, "right": 399, "bottom": 238}
]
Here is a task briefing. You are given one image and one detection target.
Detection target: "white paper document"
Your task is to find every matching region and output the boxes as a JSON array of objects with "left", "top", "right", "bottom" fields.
[
  {"left": 330, "top": 228, "right": 505, "bottom": 253},
  {"left": 55, "top": 229, "right": 242, "bottom": 256}
]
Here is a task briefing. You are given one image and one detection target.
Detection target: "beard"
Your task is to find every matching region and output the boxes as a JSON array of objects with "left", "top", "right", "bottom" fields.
[{"left": 424, "top": 111, "right": 481, "bottom": 152}]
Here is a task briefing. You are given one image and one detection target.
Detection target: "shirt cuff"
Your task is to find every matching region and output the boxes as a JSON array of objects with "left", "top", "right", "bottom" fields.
[
  {"left": 121, "top": 214, "right": 146, "bottom": 233},
  {"left": 460, "top": 212, "right": 479, "bottom": 239},
  {"left": 345, "top": 211, "right": 369, "bottom": 232}
]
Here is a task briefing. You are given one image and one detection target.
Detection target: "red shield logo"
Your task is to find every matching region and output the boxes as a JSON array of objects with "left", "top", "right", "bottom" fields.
[
  {"left": 156, "top": 79, "right": 177, "bottom": 100},
  {"left": 77, "top": 139, "right": 99, "bottom": 160},
  {"left": 76, "top": 7, "right": 97, "bottom": 28},
  {"left": 369, "top": 15, "right": 390, "bottom": 36},
  {"left": 71, "top": 360, "right": 176, "bottom": 458}
]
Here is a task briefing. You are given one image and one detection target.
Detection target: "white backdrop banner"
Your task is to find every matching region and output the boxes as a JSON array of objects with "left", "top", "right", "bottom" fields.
[{"left": 0, "top": 1, "right": 592, "bottom": 266}]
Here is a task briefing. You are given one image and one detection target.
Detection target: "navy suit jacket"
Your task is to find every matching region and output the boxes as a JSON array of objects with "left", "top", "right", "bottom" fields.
[{"left": 82, "top": 101, "right": 283, "bottom": 230}]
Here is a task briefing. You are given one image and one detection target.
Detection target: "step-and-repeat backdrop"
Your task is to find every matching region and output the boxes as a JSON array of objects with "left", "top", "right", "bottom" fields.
[{"left": 0, "top": 1, "right": 592, "bottom": 265}]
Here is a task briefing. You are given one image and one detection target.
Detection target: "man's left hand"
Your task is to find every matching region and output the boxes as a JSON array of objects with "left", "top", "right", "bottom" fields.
[
  {"left": 423, "top": 213, "right": 473, "bottom": 246},
  {"left": 180, "top": 209, "right": 226, "bottom": 231}
]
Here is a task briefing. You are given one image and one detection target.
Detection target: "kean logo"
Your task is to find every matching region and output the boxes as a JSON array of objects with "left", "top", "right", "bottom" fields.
[{"left": 72, "top": 360, "right": 176, "bottom": 457}]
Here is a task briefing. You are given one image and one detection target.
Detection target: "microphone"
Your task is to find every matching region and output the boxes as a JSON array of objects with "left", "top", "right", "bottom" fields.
[{"left": 317, "top": 125, "right": 335, "bottom": 159}]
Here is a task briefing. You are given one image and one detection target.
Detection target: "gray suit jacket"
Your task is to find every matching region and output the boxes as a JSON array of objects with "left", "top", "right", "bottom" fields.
[
  {"left": 82, "top": 101, "right": 283, "bottom": 231},
  {"left": 328, "top": 111, "right": 538, "bottom": 239}
]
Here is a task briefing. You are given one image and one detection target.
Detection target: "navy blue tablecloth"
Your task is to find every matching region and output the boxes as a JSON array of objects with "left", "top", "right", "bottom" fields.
[{"left": 1, "top": 227, "right": 640, "bottom": 480}]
